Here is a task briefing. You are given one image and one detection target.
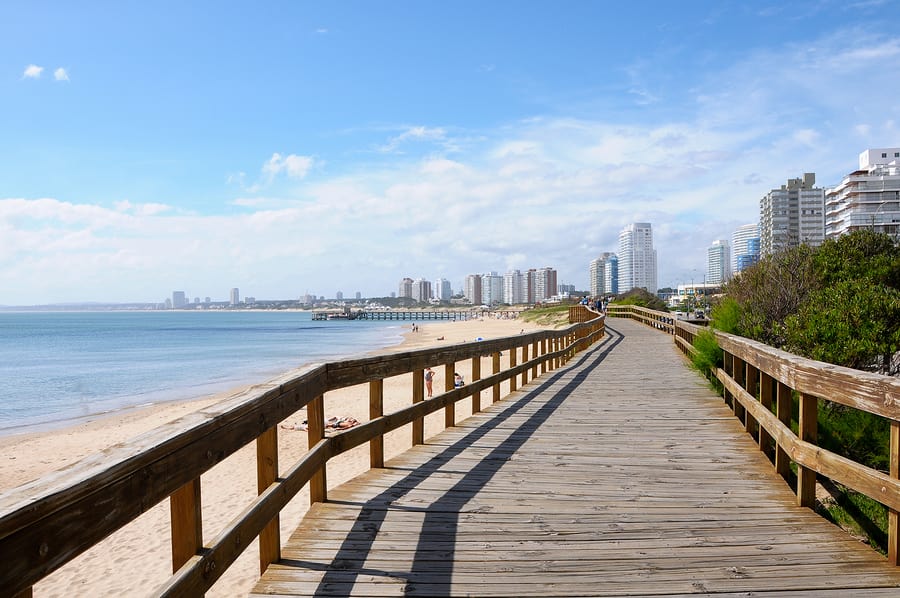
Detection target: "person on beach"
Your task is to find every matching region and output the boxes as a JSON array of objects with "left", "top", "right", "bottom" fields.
[
  {"left": 454, "top": 372, "right": 464, "bottom": 388},
  {"left": 425, "top": 367, "right": 435, "bottom": 398}
]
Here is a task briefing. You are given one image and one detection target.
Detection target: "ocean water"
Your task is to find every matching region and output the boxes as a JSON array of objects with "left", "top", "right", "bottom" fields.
[{"left": 0, "top": 311, "right": 406, "bottom": 436}]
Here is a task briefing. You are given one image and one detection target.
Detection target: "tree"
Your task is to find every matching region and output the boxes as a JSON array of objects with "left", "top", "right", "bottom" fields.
[
  {"left": 613, "top": 288, "right": 669, "bottom": 312},
  {"left": 722, "top": 244, "right": 816, "bottom": 347},
  {"left": 783, "top": 231, "right": 900, "bottom": 376}
]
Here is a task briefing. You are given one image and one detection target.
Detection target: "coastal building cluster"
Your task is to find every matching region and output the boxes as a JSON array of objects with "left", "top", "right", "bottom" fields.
[
  {"left": 397, "top": 267, "right": 559, "bottom": 307},
  {"left": 590, "top": 147, "right": 900, "bottom": 304},
  {"left": 589, "top": 222, "right": 657, "bottom": 297}
]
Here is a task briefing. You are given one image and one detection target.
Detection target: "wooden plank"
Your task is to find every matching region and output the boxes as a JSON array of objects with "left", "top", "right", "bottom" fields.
[
  {"left": 169, "top": 478, "right": 202, "bottom": 573},
  {"left": 308, "top": 394, "right": 327, "bottom": 504},
  {"left": 443, "top": 363, "right": 455, "bottom": 428},
  {"left": 370, "top": 379, "right": 385, "bottom": 464},
  {"left": 797, "top": 392, "right": 817, "bottom": 508},
  {"left": 890, "top": 420, "right": 900, "bottom": 565},
  {"left": 256, "top": 425, "right": 279, "bottom": 573}
]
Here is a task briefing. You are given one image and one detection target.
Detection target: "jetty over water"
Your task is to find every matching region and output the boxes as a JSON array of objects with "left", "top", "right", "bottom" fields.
[{"left": 3, "top": 306, "right": 900, "bottom": 597}]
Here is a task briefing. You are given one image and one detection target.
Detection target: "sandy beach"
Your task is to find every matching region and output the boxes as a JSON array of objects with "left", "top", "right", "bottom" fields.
[{"left": 0, "top": 315, "right": 547, "bottom": 597}]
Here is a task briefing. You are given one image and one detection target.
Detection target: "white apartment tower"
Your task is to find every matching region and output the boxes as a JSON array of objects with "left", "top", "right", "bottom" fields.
[
  {"left": 230, "top": 288, "right": 240, "bottom": 306},
  {"left": 481, "top": 272, "right": 503, "bottom": 306},
  {"left": 825, "top": 148, "right": 900, "bottom": 239},
  {"left": 434, "top": 278, "right": 452, "bottom": 301},
  {"left": 503, "top": 270, "right": 526, "bottom": 305},
  {"left": 589, "top": 253, "right": 616, "bottom": 297},
  {"left": 707, "top": 240, "right": 731, "bottom": 285},
  {"left": 618, "top": 223, "right": 657, "bottom": 294},
  {"left": 731, "top": 223, "right": 760, "bottom": 274},
  {"left": 398, "top": 277, "right": 414, "bottom": 299},
  {"left": 760, "top": 173, "right": 825, "bottom": 256}
]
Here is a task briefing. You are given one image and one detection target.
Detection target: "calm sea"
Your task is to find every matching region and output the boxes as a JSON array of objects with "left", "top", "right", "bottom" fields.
[{"left": 0, "top": 311, "right": 406, "bottom": 437}]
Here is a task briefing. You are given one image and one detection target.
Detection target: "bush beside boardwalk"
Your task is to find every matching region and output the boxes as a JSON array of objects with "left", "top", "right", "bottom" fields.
[{"left": 699, "top": 230, "right": 900, "bottom": 552}]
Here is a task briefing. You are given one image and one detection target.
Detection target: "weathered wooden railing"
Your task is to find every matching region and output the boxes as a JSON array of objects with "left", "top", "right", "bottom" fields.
[
  {"left": 0, "top": 313, "right": 604, "bottom": 597},
  {"left": 609, "top": 304, "right": 900, "bottom": 564}
]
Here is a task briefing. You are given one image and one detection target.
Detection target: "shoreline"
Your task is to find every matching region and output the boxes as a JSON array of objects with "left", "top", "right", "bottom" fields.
[
  {"left": 0, "top": 316, "right": 409, "bottom": 441},
  {"left": 1, "top": 316, "right": 547, "bottom": 597}
]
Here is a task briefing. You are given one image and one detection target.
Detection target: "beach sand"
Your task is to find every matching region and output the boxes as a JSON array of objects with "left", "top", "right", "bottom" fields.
[{"left": 0, "top": 315, "right": 547, "bottom": 597}]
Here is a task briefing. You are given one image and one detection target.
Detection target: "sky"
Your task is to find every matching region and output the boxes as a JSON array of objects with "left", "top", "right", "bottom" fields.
[{"left": 3, "top": 1, "right": 900, "bottom": 305}]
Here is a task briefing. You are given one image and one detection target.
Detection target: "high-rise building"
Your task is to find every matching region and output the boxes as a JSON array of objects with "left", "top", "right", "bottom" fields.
[
  {"left": 434, "top": 278, "right": 452, "bottom": 301},
  {"left": 355, "top": 291, "right": 362, "bottom": 300},
  {"left": 398, "top": 277, "right": 414, "bottom": 299},
  {"left": 707, "top": 240, "right": 731, "bottom": 285},
  {"left": 731, "top": 223, "right": 760, "bottom": 274},
  {"left": 230, "top": 288, "right": 240, "bottom": 305},
  {"left": 530, "top": 267, "right": 557, "bottom": 303},
  {"left": 589, "top": 253, "right": 616, "bottom": 297},
  {"left": 503, "top": 270, "right": 525, "bottom": 305},
  {"left": 604, "top": 254, "right": 619, "bottom": 295},
  {"left": 618, "top": 223, "right": 657, "bottom": 293},
  {"left": 172, "top": 291, "right": 187, "bottom": 308},
  {"left": 464, "top": 274, "right": 482, "bottom": 305},
  {"left": 335, "top": 291, "right": 344, "bottom": 301},
  {"left": 410, "top": 279, "right": 431, "bottom": 303},
  {"left": 760, "top": 173, "right": 825, "bottom": 256},
  {"left": 825, "top": 148, "right": 900, "bottom": 239},
  {"left": 480, "top": 272, "right": 503, "bottom": 306}
]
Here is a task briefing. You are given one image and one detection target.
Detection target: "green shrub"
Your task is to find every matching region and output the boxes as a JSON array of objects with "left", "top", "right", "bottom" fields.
[
  {"left": 709, "top": 297, "right": 742, "bottom": 335},
  {"left": 691, "top": 328, "right": 722, "bottom": 380}
]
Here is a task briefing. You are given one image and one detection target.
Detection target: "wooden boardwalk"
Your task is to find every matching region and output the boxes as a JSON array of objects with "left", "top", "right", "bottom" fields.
[{"left": 251, "top": 319, "right": 900, "bottom": 597}]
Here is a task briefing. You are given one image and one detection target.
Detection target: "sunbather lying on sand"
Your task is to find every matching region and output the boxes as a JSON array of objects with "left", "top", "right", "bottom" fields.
[
  {"left": 326, "top": 416, "right": 360, "bottom": 430},
  {"left": 280, "top": 416, "right": 360, "bottom": 432}
]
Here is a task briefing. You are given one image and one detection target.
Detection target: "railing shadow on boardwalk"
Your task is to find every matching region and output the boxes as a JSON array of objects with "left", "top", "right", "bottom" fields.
[{"left": 282, "top": 326, "right": 625, "bottom": 595}]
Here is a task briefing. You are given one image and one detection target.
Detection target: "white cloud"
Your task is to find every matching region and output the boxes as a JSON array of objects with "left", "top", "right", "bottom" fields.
[
  {"left": 54, "top": 67, "right": 69, "bottom": 82},
  {"left": 23, "top": 64, "right": 43, "bottom": 79},
  {"left": 379, "top": 126, "right": 447, "bottom": 153},
  {"left": 262, "top": 153, "right": 314, "bottom": 179}
]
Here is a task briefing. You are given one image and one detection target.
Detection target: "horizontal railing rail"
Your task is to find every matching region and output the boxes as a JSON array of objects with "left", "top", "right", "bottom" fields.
[
  {"left": 610, "top": 303, "right": 900, "bottom": 564},
  {"left": 606, "top": 304, "right": 676, "bottom": 334},
  {"left": 0, "top": 313, "right": 605, "bottom": 597}
]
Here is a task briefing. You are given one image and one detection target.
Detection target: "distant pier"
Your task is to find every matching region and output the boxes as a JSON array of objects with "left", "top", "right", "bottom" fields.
[{"left": 311, "top": 309, "right": 521, "bottom": 321}]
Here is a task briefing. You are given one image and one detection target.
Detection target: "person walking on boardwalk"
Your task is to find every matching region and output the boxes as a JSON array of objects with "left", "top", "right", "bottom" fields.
[{"left": 424, "top": 367, "right": 435, "bottom": 398}]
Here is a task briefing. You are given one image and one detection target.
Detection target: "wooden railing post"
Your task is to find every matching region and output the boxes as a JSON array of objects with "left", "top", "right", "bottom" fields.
[
  {"left": 444, "top": 363, "right": 455, "bottom": 428},
  {"left": 797, "top": 392, "right": 817, "bottom": 508},
  {"left": 758, "top": 372, "right": 774, "bottom": 459},
  {"left": 733, "top": 356, "right": 746, "bottom": 425},
  {"left": 170, "top": 478, "right": 202, "bottom": 573},
  {"left": 257, "top": 426, "right": 280, "bottom": 573},
  {"left": 471, "top": 356, "right": 481, "bottom": 413},
  {"left": 723, "top": 351, "right": 733, "bottom": 409},
  {"left": 532, "top": 340, "right": 539, "bottom": 379},
  {"left": 371, "top": 378, "right": 386, "bottom": 461},
  {"left": 890, "top": 421, "right": 900, "bottom": 565},
  {"left": 775, "top": 381, "right": 792, "bottom": 480},
  {"left": 308, "top": 394, "right": 327, "bottom": 504},
  {"left": 509, "top": 345, "right": 518, "bottom": 392},
  {"left": 541, "top": 338, "right": 548, "bottom": 374},
  {"left": 492, "top": 351, "right": 501, "bottom": 403},
  {"left": 745, "top": 363, "right": 759, "bottom": 437},
  {"left": 521, "top": 343, "right": 529, "bottom": 386}
]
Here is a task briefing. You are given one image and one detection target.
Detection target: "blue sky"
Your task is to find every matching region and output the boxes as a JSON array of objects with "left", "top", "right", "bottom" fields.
[{"left": 3, "top": 1, "right": 900, "bottom": 304}]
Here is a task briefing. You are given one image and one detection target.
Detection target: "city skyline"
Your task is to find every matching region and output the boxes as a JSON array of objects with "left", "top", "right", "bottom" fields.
[{"left": 3, "top": 3, "right": 900, "bottom": 304}]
